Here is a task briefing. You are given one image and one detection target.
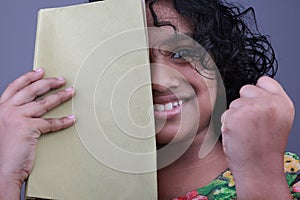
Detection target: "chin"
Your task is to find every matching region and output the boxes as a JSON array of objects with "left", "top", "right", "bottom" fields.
[
  {"left": 155, "top": 132, "right": 175, "bottom": 145},
  {"left": 155, "top": 128, "right": 196, "bottom": 146}
]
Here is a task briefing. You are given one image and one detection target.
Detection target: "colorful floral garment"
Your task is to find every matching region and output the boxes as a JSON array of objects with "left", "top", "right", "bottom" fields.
[{"left": 173, "top": 152, "right": 300, "bottom": 200}]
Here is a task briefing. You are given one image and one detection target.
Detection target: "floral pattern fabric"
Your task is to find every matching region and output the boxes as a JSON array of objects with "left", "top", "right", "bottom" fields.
[{"left": 173, "top": 152, "right": 300, "bottom": 200}]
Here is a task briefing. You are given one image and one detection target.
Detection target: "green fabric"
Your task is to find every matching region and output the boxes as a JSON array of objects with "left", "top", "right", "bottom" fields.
[{"left": 173, "top": 152, "right": 300, "bottom": 200}]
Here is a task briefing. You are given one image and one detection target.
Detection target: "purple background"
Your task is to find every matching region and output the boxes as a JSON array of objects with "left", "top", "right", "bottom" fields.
[
  {"left": 0, "top": 1, "right": 299, "bottom": 198},
  {"left": 0, "top": 0, "right": 299, "bottom": 155}
]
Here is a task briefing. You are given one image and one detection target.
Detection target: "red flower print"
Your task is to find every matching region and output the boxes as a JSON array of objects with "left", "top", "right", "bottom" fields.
[
  {"left": 173, "top": 190, "right": 208, "bottom": 200},
  {"left": 191, "top": 195, "right": 208, "bottom": 200},
  {"left": 186, "top": 190, "right": 198, "bottom": 199}
]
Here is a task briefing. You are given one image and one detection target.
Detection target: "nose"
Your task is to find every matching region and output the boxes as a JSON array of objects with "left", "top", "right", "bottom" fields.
[{"left": 150, "top": 49, "right": 181, "bottom": 92}]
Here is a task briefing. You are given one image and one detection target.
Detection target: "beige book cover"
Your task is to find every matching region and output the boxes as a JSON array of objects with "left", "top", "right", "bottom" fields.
[{"left": 25, "top": 0, "right": 157, "bottom": 199}]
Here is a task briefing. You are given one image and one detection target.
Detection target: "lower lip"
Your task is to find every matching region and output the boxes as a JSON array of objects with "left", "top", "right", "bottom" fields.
[{"left": 154, "top": 103, "right": 183, "bottom": 120}]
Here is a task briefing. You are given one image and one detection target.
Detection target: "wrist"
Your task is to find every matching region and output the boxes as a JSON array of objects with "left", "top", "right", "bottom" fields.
[
  {"left": 0, "top": 173, "right": 22, "bottom": 200},
  {"left": 233, "top": 170, "right": 292, "bottom": 200}
]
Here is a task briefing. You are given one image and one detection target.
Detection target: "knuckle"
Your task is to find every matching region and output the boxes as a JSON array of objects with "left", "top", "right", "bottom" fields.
[
  {"left": 55, "top": 118, "right": 64, "bottom": 131},
  {"left": 221, "top": 110, "right": 229, "bottom": 124},
  {"left": 35, "top": 97, "right": 47, "bottom": 105},
  {"left": 44, "top": 77, "right": 56, "bottom": 85},
  {"left": 22, "top": 71, "right": 41, "bottom": 86},
  {"left": 229, "top": 111, "right": 242, "bottom": 124},
  {"left": 60, "top": 117, "right": 72, "bottom": 129},
  {"left": 225, "top": 109, "right": 248, "bottom": 131},
  {"left": 34, "top": 98, "right": 50, "bottom": 114},
  {"left": 221, "top": 110, "right": 234, "bottom": 133},
  {"left": 47, "top": 119, "right": 56, "bottom": 132},
  {"left": 52, "top": 93, "right": 64, "bottom": 105},
  {"left": 46, "top": 77, "right": 64, "bottom": 88},
  {"left": 56, "top": 90, "right": 71, "bottom": 102},
  {"left": 23, "top": 86, "right": 36, "bottom": 96},
  {"left": 22, "top": 74, "right": 34, "bottom": 86},
  {"left": 59, "top": 118, "right": 67, "bottom": 128},
  {"left": 257, "top": 76, "right": 270, "bottom": 84},
  {"left": 228, "top": 98, "right": 241, "bottom": 109},
  {"left": 56, "top": 90, "right": 66, "bottom": 98},
  {"left": 239, "top": 85, "right": 253, "bottom": 95},
  {"left": 33, "top": 101, "right": 49, "bottom": 116},
  {"left": 47, "top": 118, "right": 64, "bottom": 132},
  {"left": 240, "top": 84, "right": 252, "bottom": 91},
  {"left": 36, "top": 79, "right": 50, "bottom": 88}
]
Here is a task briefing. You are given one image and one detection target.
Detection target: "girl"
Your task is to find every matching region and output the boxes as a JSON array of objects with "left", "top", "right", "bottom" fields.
[
  {"left": 145, "top": 0, "right": 299, "bottom": 199},
  {"left": 0, "top": 0, "right": 299, "bottom": 199}
]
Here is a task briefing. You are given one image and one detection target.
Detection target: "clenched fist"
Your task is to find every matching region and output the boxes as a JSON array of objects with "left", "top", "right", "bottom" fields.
[
  {"left": 221, "top": 76, "right": 294, "bottom": 199},
  {"left": 0, "top": 68, "right": 75, "bottom": 199}
]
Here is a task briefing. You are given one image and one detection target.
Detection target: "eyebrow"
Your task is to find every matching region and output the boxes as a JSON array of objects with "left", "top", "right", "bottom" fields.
[{"left": 160, "top": 32, "right": 194, "bottom": 45}]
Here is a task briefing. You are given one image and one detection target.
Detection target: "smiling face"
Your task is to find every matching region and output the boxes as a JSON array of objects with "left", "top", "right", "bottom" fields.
[{"left": 146, "top": 0, "right": 219, "bottom": 145}]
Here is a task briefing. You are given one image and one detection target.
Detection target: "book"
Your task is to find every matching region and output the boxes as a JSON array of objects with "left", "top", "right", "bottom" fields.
[{"left": 26, "top": 0, "right": 157, "bottom": 199}]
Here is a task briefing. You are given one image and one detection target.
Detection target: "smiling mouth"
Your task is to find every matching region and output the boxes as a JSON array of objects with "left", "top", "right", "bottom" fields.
[
  {"left": 153, "top": 98, "right": 188, "bottom": 120},
  {"left": 154, "top": 99, "right": 184, "bottom": 112}
]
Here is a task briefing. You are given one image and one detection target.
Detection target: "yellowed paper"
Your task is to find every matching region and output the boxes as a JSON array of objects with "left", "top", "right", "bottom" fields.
[{"left": 26, "top": 0, "right": 157, "bottom": 199}]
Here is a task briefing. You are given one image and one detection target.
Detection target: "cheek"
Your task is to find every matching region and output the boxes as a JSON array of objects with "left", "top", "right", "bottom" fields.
[
  {"left": 189, "top": 75, "right": 218, "bottom": 123},
  {"left": 202, "top": 84, "right": 218, "bottom": 113},
  {"left": 195, "top": 89, "right": 213, "bottom": 128}
]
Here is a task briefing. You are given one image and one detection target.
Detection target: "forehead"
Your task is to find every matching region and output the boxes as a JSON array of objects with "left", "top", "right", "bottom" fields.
[{"left": 146, "top": 0, "right": 192, "bottom": 34}]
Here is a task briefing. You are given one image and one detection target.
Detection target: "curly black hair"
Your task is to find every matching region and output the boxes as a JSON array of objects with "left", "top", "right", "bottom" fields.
[{"left": 89, "top": 0, "right": 277, "bottom": 106}]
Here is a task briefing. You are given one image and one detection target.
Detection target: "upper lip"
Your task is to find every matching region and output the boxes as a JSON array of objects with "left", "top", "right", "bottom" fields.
[
  {"left": 152, "top": 94, "right": 187, "bottom": 105},
  {"left": 152, "top": 84, "right": 191, "bottom": 104}
]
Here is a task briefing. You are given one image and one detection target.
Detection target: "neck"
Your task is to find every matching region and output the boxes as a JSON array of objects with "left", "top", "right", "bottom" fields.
[{"left": 157, "top": 128, "right": 227, "bottom": 199}]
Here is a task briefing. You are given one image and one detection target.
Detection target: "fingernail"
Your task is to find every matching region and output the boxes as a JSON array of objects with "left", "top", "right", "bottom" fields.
[
  {"left": 67, "top": 114, "right": 75, "bottom": 119},
  {"left": 221, "top": 125, "right": 224, "bottom": 133},
  {"left": 57, "top": 76, "right": 65, "bottom": 81},
  {"left": 34, "top": 68, "right": 43, "bottom": 73},
  {"left": 65, "top": 87, "right": 74, "bottom": 92}
]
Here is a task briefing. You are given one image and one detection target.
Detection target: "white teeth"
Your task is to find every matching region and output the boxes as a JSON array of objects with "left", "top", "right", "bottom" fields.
[
  {"left": 165, "top": 103, "right": 173, "bottom": 111},
  {"left": 154, "top": 100, "right": 185, "bottom": 112},
  {"left": 154, "top": 104, "right": 165, "bottom": 112}
]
